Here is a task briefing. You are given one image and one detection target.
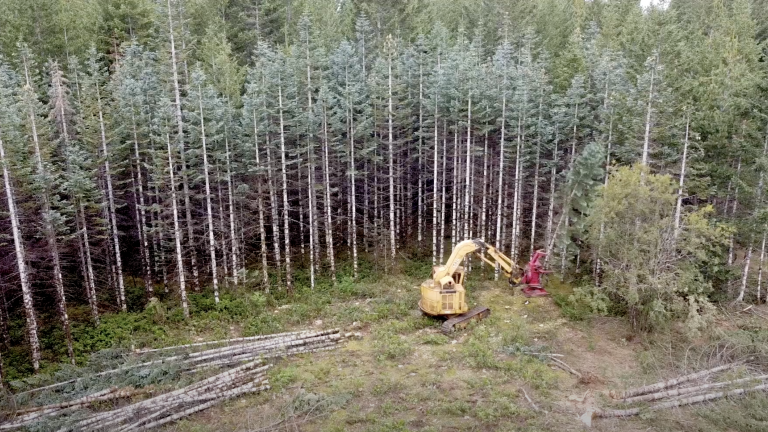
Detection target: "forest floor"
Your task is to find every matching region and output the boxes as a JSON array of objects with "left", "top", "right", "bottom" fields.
[{"left": 148, "top": 269, "right": 768, "bottom": 432}]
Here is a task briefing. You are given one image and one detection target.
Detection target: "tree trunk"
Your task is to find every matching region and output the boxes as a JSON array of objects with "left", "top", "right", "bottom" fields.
[
  {"left": 451, "top": 126, "right": 459, "bottom": 248},
  {"left": 307, "top": 150, "right": 316, "bottom": 290},
  {"left": 252, "top": 116, "right": 270, "bottom": 288},
  {"left": 167, "top": 0, "right": 199, "bottom": 291},
  {"left": 23, "top": 64, "right": 75, "bottom": 362},
  {"left": 346, "top": 70, "right": 359, "bottom": 279},
  {"left": 674, "top": 116, "right": 690, "bottom": 237},
  {"left": 641, "top": 54, "right": 656, "bottom": 167},
  {"left": 439, "top": 121, "right": 448, "bottom": 261},
  {"left": 0, "top": 134, "right": 41, "bottom": 371},
  {"left": 277, "top": 83, "right": 293, "bottom": 292},
  {"left": 214, "top": 165, "right": 229, "bottom": 289},
  {"left": 418, "top": 59, "right": 424, "bottom": 246},
  {"left": 728, "top": 158, "right": 742, "bottom": 267},
  {"left": 463, "top": 94, "right": 472, "bottom": 241},
  {"left": 197, "top": 85, "right": 219, "bottom": 303},
  {"left": 131, "top": 118, "right": 153, "bottom": 296},
  {"left": 266, "top": 136, "right": 282, "bottom": 283},
  {"left": 758, "top": 232, "right": 766, "bottom": 304},
  {"left": 495, "top": 81, "right": 507, "bottom": 279},
  {"left": 545, "top": 131, "right": 559, "bottom": 263},
  {"left": 225, "top": 134, "right": 239, "bottom": 285},
  {"left": 166, "top": 131, "right": 189, "bottom": 318},
  {"left": 388, "top": 45, "right": 396, "bottom": 260},
  {"left": 432, "top": 57, "right": 440, "bottom": 264},
  {"left": 511, "top": 113, "right": 524, "bottom": 262},
  {"left": 737, "top": 242, "right": 752, "bottom": 303},
  {"left": 77, "top": 203, "right": 99, "bottom": 323},
  {"left": 321, "top": 102, "right": 336, "bottom": 284},
  {"left": 481, "top": 131, "right": 489, "bottom": 244}
]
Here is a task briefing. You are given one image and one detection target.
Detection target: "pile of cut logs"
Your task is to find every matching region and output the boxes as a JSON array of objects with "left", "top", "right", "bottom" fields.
[
  {"left": 2, "top": 328, "right": 355, "bottom": 431},
  {"left": 583, "top": 361, "right": 767, "bottom": 425}
]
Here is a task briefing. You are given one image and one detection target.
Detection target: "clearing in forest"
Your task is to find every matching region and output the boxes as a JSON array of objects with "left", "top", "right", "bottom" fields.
[{"left": 159, "top": 274, "right": 768, "bottom": 432}]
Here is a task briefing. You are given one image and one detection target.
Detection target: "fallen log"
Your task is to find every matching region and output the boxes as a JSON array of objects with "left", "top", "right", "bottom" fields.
[
  {"left": 16, "top": 329, "right": 340, "bottom": 397},
  {"left": 610, "top": 362, "right": 742, "bottom": 399},
  {"left": 133, "top": 329, "right": 313, "bottom": 353},
  {"left": 621, "top": 374, "right": 768, "bottom": 404},
  {"left": 594, "top": 382, "right": 768, "bottom": 419},
  {"left": 13, "top": 387, "right": 119, "bottom": 414}
]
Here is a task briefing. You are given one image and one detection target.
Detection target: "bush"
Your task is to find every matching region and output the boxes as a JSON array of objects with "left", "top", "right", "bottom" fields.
[
  {"left": 587, "top": 165, "right": 726, "bottom": 334},
  {"left": 554, "top": 286, "right": 610, "bottom": 321}
]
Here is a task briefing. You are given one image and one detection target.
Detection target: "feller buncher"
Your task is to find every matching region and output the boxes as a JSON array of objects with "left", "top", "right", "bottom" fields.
[{"left": 419, "top": 239, "right": 551, "bottom": 333}]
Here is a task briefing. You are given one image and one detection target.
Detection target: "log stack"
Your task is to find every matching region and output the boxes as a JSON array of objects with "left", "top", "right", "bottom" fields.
[{"left": 2, "top": 328, "right": 353, "bottom": 431}]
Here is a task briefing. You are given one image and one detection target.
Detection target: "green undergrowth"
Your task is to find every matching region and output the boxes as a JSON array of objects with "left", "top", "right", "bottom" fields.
[{"left": 3, "top": 256, "right": 390, "bottom": 383}]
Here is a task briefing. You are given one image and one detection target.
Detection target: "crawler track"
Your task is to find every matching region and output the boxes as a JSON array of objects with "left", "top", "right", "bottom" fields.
[{"left": 441, "top": 306, "right": 491, "bottom": 334}]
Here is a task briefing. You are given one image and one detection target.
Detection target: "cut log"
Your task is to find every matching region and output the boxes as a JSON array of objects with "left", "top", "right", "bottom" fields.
[
  {"left": 621, "top": 374, "right": 768, "bottom": 404},
  {"left": 610, "top": 362, "right": 742, "bottom": 399},
  {"left": 595, "top": 382, "right": 768, "bottom": 418}
]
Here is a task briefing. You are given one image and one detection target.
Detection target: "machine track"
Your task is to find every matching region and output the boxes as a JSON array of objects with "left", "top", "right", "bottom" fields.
[{"left": 440, "top": 306, "right": 491, "bottom": 334}]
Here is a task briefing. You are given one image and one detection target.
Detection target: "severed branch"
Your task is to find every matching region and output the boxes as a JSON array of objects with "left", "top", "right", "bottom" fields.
[
  {"left": 550, "top": 357, "right": 582, "bottom": 379},
  {"left": 520, "top": 387, "right": 544, "bottom": 413}
]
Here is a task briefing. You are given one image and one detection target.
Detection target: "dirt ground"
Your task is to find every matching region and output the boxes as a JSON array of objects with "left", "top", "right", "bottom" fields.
[{"left": 159, "top": 275, "right": 768, "bottom": 432}]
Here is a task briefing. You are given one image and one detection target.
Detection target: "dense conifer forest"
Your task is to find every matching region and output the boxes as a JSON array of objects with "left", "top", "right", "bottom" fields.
[{"left": 0, "top": 0, "right": 766, "bottom": 380}]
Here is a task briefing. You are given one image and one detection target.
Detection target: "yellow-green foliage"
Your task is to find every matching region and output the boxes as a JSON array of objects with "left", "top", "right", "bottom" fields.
[{"left": 587, "top": 165, "right": 726, "bottom": 334}]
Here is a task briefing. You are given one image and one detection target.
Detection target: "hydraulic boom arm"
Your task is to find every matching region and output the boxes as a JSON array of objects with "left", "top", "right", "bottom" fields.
[{"left": 434, "top": 239, "right": 521, "bottom": 284}]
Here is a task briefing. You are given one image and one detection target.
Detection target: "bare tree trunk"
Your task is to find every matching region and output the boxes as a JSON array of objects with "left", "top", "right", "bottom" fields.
[
  {"left": 495, "top": 81, "right": 507, "bottom": 280},
  {"left": 131, "top": 122, "right": 153, "bottom": 296},
  {"left": 224, "top": 135, "right": 238, "bottom": 285},
  {"left": 197, "top": 86, "right": 219, "bottom": 303},
  {"left": 481, "top": 131, "right": 489, "bottom": 243},
  {"left": 167, "top": 0, "right": 199, "bottom": 290},
  {"left": 215, "top": 164, "right": 229, "bottom": 289},
  {"left": 530, "top": 89, "right": 544, "bottom": 257},
  {"left": 266, "top": 137, "right": 282, "bottom": 283},
  {"left": 321, "top": 102, "right": 336, "bottom": 284},
  {"left": 451, "top": 126, "right": 459, "bottom": 248},
  {"left": 98, "top": 93, "right": 125, "bottom": 310},
  {"left": 463, "top": 94, "right": 472, "bottom": 241},
  {"left": 439, "top": 121, "right": 448, "bottom": 261},
  {"left": 728, "top": 158, "right": 742, "bottom": 267},
  {"left": 641, "top": 54, "right": 657, "bottom": 167},
  {"left": 511, "top": 113, "right": 524, "bottom": 262},
  {"left": 307, "top": 150, "right": 316, "bottom": 290},
  {"left": 387, "top": 43, "right": 396, "bottom": 260},
  {"left": 23, "top": 64, "right": 75, "bottom": 362},
  {"left": 418, "top": 58, "right": 424, "bottom": 246},
  {"left": 530, "top": 137, "right": 540, "bottom": 258},
  {"left": 346, "top": 71, "right": 359, "bottom": 279},
  {"left": 674, "top": 116, "right": 690, "bottom": 237},
  {"left": 0, "top": 134, "right": 41, "bottom": 371},
  {"left": 166, "top": 131, "right": 189, "bottom": 318},
  {"left": 277, "top": 83, "right": 293, "bottom": 292},
  {"left": 252, "top": 117, "right": 269, "bottom": 288},
  {"left": 737, "top": 243, "right": 753, "bottom": 303},
  {"left": 432, "top": 57, "right": 440, "bottom": 264},
  {"left": 758, "top": 232, "right": 766, "bottom": 304},
  {"left": 545, "top": 133, "right": 558, "bottom": 263},
  {"left": 77, "top": 203, "right": 99, "bottom": 323}
]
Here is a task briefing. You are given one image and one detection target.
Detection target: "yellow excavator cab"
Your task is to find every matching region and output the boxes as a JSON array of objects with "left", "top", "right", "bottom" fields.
[{"left": 419, "top": 239, "right": 522, "bottom": 333}]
